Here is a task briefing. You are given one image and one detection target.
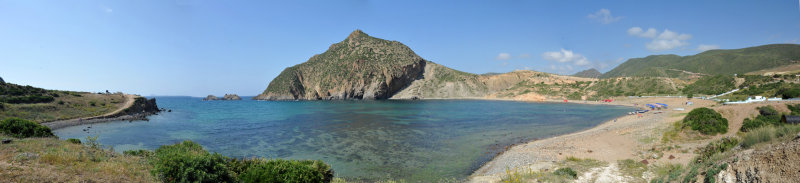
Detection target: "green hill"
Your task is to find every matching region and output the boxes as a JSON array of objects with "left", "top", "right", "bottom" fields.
[
  {"left": 602, "top": 44, "right": 800, "bottom": 78},
  {"left": 255, "top": 30, "right": 427, "bottom": 100}
]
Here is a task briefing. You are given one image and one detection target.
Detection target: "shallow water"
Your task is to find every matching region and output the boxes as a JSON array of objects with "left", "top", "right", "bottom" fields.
[{"left": 53, "top": 97, "right": 631, "bottom": 181}]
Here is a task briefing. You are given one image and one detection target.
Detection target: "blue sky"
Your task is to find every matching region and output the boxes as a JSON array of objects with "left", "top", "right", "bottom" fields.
[{"left": 1, "top": 1, "right": 799, "bottom": 96}]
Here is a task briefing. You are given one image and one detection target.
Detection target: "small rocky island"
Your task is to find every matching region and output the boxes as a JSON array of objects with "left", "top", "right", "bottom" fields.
[{"left": 203, "top": 94, "right": 242, "bottom": 101}]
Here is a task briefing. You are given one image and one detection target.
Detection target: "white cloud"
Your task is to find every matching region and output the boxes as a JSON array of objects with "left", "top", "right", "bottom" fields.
[
  {"left": 495, "top": 53, "right": 511, "bottom": 60},
  {"left": 628, "top": 27, "right": 693, "bottom": 51},
  {"left": 627, "top": 27, "right": 657, "bottom": 38},
  {"left": 542, "top": 49, "right": 590, "bottom": 66},
  {"left": 101, "top": 6, "right": 113, "bottom": 13},
  {"left": 587, "top": 9, "right": 622, "bottom": 24},
  {"left": 696, "top": 44, "right": 720, "bottom": 52}
]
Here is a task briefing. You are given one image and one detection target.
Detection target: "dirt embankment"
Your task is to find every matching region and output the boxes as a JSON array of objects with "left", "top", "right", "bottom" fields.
[
  {"left": 42, "top": 95, "right": 160, "bottom": 130},
  {"left": 718, "top": 136, "right": 800, "bottom": 182}
]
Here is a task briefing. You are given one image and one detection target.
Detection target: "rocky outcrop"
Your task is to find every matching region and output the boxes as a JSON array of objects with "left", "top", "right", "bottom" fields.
[
  {"left": 203, "top": 95, "right": 219, "bottom": 101},
  {"left": 203, "top": 94, "right": 242, "bottom": 101},
  {"left": 255, "top": 30, "right": 426, "bottom": 100},
  {"left": 223, "top": 94, "right": 241, "bottom": 100},
  {"left": 717, "top": 136, "right": 800, "bottom": 182},
  {"left": 120, "top": 97, "right": 160, "bottom": 116},
  {"left": 0, "top": 76, "right": 4, "bottom": 84}
]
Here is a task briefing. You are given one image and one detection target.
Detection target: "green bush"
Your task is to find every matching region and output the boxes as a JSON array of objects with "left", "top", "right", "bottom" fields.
[
  {"left": 0, "top": 118, "right": 54, "bottom": 138},
  {"left": 683, "top": 108, "right": 729, "bottom": 135},
  {"left": 66, "top": 138, "right": 82, "bottom": 144},
  {"left": 740, "top": 106, "right": 782, "bottom": 132},
  {"left": 238, "top": 159, "right": 333, "bottom": 183},
  {"left": 788, "top": 104, "right": 800, "bottom": 115},
  {"left": 553, "top": 167, "right": 577, "bottom": 179},
  {"left": 757, "top": 106, "right": 778, "bottom": 116},
  {"left": 124, "top": 149, "right": 153, "bottom": 157},
  {"left": 152, "top": 141, "right": 235, "bottom": 183}
]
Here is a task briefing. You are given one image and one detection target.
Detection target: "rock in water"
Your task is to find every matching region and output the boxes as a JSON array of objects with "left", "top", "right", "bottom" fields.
[
  {"left": 223, "top": 94, "right": 241, "bottom": 100},
  {"left": 203, "top": 95, "right": 219, "bottom": 101}
]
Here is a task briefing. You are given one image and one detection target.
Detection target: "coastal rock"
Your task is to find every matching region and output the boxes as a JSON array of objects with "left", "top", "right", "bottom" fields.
[
  {"left": 203, "top": 95, "right": 219, "bottom": 101},
  {"left": 203, "top": 94, "right": 241, "bottom": 100},
  {"left": 223, "top": 94, "right": 241, "bottom": 100}
]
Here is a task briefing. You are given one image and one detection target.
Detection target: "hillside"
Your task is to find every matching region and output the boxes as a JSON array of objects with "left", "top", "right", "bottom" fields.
[
  {"left": 254, "top": 30, "right": 426, "bottom": 100},
  {"left": 0, "top": 81, "right": 158, "bottom": 123},
  {"left": 572, "top": 68, "right": 603, "bottom": 78},
  {"left": 602, "top": 44, "right": 800, "bottom": 78}
]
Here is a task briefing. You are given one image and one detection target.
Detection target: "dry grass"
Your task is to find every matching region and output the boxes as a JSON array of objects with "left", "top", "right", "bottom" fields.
[
  {"left": 0, "top": 92, "right": 126, "bottom": 123},
  {"left": 0, "top": 134, "right": 155, "bottom": 182}
]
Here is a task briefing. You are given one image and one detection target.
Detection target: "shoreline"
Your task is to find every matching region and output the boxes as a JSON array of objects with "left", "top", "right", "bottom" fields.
[
  {"left": 42, "top": 113, "right": 155, "bottom": 130},
  {"left": 468, "top": 97, "right": 713, "bottom": 182}
]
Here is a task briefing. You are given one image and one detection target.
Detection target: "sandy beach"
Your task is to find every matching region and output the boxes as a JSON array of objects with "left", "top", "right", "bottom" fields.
[{"left": 469, "top": 97, "right": 720, "bottom": 182}]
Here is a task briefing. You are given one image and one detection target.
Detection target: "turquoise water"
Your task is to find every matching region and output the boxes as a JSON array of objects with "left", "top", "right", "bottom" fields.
[{"left": 53, "top": 97, "right": 631, "bottom": 181}]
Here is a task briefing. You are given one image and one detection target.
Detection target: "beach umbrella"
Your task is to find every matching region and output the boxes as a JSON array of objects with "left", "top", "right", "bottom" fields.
[
  {"left": 656, "top": 103, "right": 668, "bottom": 107},
  {"left": 646, "top": 104, "right": 656, "bottom": 109}
]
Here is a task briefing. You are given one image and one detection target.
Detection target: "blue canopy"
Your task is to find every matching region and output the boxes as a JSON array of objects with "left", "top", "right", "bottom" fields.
[
  {"left": 656, "top": 103, "right": 668, "bottom": 107},
  {"left": 646, "top": 104, "right": 657, "bottom": 108}
]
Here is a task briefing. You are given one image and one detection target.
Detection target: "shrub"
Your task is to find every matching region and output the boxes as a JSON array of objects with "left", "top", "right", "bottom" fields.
[
  {"left": 789, "top": 104, "right": 800, "bottom": 115},
  {"left": 683, "top": 108, "right": 729, "bottom": 135},
  {"left": 66, "top": 138, "right": 82, "bottom": 144},
  {"left": 152, "top": 141, "right": 235, "bottom": 183},
  {"left": 740, "top": 106, "right": 782, "bottom": 132},
  {"left": 757, "top": 106, "right": 778, "bottom": 116},
  {"left": 123, "top": 149, "right": 153, "bottom": 157},
  {"left": 0, "top": 118, "right": 54, "bottom": 138},
  {"left": 553, "top": 167, "right": 577, "bottom": 179},
  {"left": 238, "top": 159, "right": 333, "bottom": 183},
  {"left": 741, "top": 126, "right": 774, "bottom": 148},
  {"left": 695, "top": 137, "right": 738, "bottom": 162}
]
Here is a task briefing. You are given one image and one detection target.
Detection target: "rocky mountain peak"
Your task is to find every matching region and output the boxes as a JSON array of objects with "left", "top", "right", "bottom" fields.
[{"left": 347, "top": 29, "right": 367, "bottom": 40}]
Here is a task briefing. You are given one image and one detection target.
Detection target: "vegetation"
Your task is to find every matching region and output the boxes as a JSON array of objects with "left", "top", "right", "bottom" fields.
[
  {"left": 0, "top": 89, "right": 126, "bottom": 123},
  {"left": 552, "top": 167, "right": 577, "bottom": 179},
  {"left": 741, "top": 106, "right": 782, "bottom": 132},
  {"left": 66, "top": 138, "right": 81, "bottom": 144},
  {"left": 741, "top": 124, "right": 800, "bottom": 148},
  {"left": 151, "top": 140, "right": 334, "bottom": 183},
  {"left": 694, "top": 137, "right": 738, "bottom": 163},
  {"left": 0, "top": 118, "right": 54, "bottom": 138},
  {"left": 683, "top": 107, "right": 729, "bottom": 135},
  {"left": 682, "top": 75, "right": 736, "bottom": 95},
  {"left": 602, "top": 44, "right": 800, "bottom": 78},
  {"left": 722, "top": 81, "right": 800, "bottom": 101},
  {"left": 588, "top": 77, "right": 682, "bottom": 98},
  {"left": 0, "top": 82, "right": 57, "bottom": 104},
  {"left": 0, "top": 135, "right": 154, "bottom": 182}
]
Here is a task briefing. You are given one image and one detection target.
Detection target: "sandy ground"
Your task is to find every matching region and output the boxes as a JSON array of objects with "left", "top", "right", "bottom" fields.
[{"left": 469, "top": 97, "right": 724, "bottom": 182}]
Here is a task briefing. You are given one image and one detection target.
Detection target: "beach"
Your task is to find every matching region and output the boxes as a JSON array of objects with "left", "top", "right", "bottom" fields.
[{"left": 469, "top": 97, "right": 719, "bottom": 182}]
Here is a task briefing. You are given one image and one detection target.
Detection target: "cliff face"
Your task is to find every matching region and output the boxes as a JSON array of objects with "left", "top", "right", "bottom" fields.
[
  {"left": 255, "top": 30, "right": 426, "bottom": 100},
  {"left": 120, "top": 97, "right": 160, "bottom": 116}
]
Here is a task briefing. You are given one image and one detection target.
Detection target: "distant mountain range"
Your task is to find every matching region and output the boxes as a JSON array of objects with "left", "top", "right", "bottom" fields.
[
  {"left": 602, "top": 44, "right": 800, "bottom": 78},
  {"left": 572, "top": 68, "right": 602, "bottom": 78},
  {"left": 256, "top": 30, "right": 800, "bottom": 100}
]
